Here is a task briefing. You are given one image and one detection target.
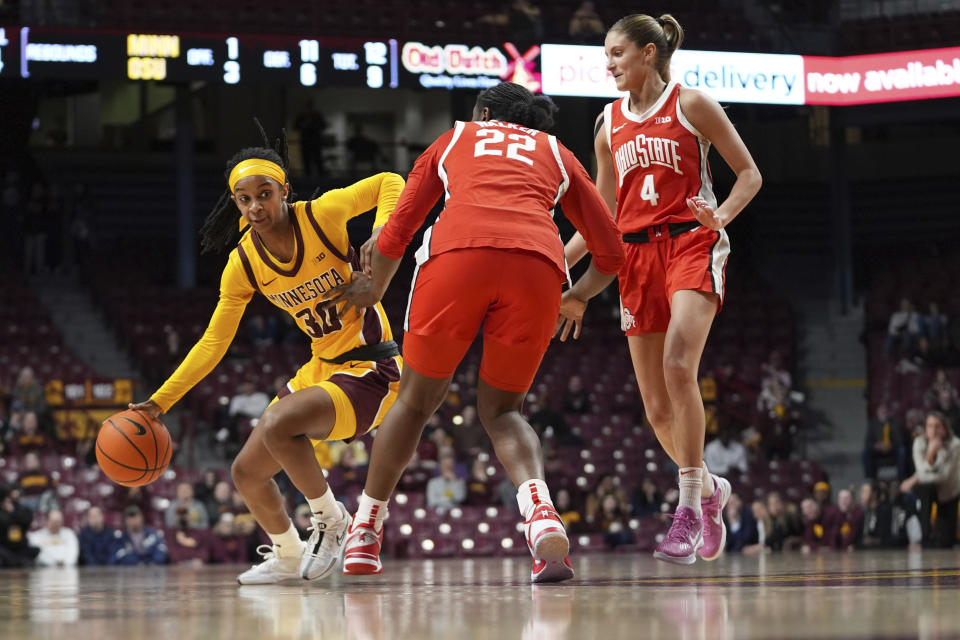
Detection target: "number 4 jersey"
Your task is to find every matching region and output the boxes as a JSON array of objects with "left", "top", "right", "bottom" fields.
[
  {"left": 377, "top": 119, "right": 623, "bottom": 278},
  {"left": 150, "top": 173, "right": 403, "bottom": 412},
  {"left": 604, "top": 82, "right": 717, "bottom": 233}
]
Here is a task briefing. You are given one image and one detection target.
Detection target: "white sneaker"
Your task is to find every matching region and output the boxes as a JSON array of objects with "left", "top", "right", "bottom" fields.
[
  {"left": 299, "top": 501, "right": 351, "bottom": 581},
  {"left": 237, "top": 542, "right": 306, "bottom": 585}
]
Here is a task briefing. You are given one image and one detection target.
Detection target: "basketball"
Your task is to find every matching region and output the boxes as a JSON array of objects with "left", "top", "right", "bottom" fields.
[{"left": 95, "top": 409, "right": 173, "bottom": 487}]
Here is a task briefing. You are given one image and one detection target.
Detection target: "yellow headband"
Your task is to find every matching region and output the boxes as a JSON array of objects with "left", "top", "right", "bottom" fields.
[{"left": 228, "top": 158, "right": 286, "bottom": 193}]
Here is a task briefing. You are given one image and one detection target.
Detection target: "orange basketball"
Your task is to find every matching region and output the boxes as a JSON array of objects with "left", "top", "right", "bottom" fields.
[{"left": 96, "top": 409, "right": 172, "bottom": 487}]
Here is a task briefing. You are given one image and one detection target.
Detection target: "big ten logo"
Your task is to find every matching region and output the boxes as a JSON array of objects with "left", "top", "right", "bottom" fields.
[
  {"left": 126, "top": 34, "right": 180, "bottom": 81},
  {"left": 402, "top": 42, "right": 507, "bottom": 76}
]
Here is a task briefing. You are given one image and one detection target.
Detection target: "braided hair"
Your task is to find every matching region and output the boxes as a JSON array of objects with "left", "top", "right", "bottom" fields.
[
  {"left": 475, "top": 82, "right": 559, "bottom": 131},
  {"left": 199, "top": 120, "right": 298, "bottom": 254}
]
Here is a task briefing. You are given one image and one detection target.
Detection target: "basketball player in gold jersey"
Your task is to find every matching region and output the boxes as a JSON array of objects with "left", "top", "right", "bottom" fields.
[{"left": 130, "top": 133, "right": 404, "bottom": 584}]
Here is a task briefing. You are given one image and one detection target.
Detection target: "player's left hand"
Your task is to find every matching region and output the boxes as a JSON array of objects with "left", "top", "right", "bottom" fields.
[
  {"left": 687, "top": 196, "right": 724, "bottom": 230},
  {"left": 321, "top": 272, "right": 379, "bottom": 319},
  {"left": 359, "top": 226, "right": 383, "bottom": 275},
  {"left": 555, "top": 290, "right": 588, "bottom": 342}
]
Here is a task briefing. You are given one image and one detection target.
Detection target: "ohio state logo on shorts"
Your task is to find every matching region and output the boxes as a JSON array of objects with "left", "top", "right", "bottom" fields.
[{"left": 621, "top": 306, "right": 636, "bottom": 331}]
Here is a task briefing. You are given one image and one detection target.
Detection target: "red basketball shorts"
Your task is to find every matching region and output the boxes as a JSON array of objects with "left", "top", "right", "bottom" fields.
[
  {"left": 618, "top": 225, "right": 730, "bottom": 335},
  {"left": 403, "top": 248, "right": 564, "bottom": 392}
]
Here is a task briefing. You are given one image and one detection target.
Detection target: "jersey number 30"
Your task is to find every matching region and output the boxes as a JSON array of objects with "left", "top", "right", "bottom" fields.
[
  {"left": 295, "top": 304, "right": 343, "bottom": 339},
  {"left": 474, "top": 129, "right": 535, "bottom": 166}
]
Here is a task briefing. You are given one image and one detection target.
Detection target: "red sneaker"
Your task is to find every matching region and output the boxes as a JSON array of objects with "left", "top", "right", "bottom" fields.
[
  {"left": 343, "top": 520, "right": 383, "bottom": 575},
  {"left": 524, "top": 504, "right": 574, "bottom": 584}
]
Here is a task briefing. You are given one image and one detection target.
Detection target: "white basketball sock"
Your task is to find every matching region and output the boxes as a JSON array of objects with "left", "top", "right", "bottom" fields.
[
  {"left": 356, "top": 491, "right": 388, "bottom": 532},
  {"left": 267, "top": 521, "right": 302, "bottom": 558},
  {"left": 701, "top": 462, "right": 715, "bottom": 498},
  {"left": 517, "top": 479, "right": 553, "bottom": 521},
  {"left": 678, "top": 467, "right": 703, "bottom": 515},
  {"left": 306, "top": 486, "right": 338, "bottom": 518}
]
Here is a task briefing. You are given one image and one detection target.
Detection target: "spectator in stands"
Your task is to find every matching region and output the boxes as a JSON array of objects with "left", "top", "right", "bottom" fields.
[
  {"left": 18, "top": 451, "right": 57, "bottom": 512},
  {"left": 585, "top": 474, "right": 629, "bottom": 526},
  {"left": 922, "top": 302, "right": 948, "bottom": 349},
  {"left": 568, "top": 1, "right": 604, "bottom": 42},
  {"left": 812, "top": 481, "right": 834, "bottom": 515},
  {"left": 78, "top": 505, "right": 115, "bottom": 566},
  {"left": 449, "top": 405, "right": 488, "bottom": 459},
  {"left": 8, "top": 411, "right": 51, "bottom": 455},
  {"left": 12, "top": 367, "right": 46, "bottom": 418},
  {"left": 165, "top": 481, "right": 209, "bottom": 529},
  {"left": 417, "top": 423, "right": 450, "bottom": 467},
  {"left": 23, "top": 183, "right": 49, "bottom": 275},
  {"left": 554, "top": 488, "right": 583, "bottom": 533},
  {"left": 162, "top": 325, "right": 181, "bottom": 363},
  {"left": 863, "top": 403, "right": 907, "bottom": 479},
  {"left": 830, "top": 489, "right": 863, "bottom": 551},
  {"left": 527, "top": 389, "right": 582, "bottom": 450},
  {"left": 905, "top": 407, "right": 926, "bottom": 440},
  {"left": 109, "top": 484, "right": 152, "bottom": 517},
  {"left": 885, "top": 298, "right": 921, "bottom": 357},
  {"left": 742, "top": 500, "right": 770, "bottom": 556},
  {"left": 228, "top": 378, "right": 270, "bottom": 425},
  {"left": 396, "top": 451, "right": 431, "bottom": 495},
  {"left": 294, "top": 100, "right": 329, "bottom": 177},
  {"left": 110, "top": 505, "right": 168, "bottom": 565},
  {"left": 247, "top": 314, "right": 277, "bottom": 348},
  {"left": 28, "top": 508, "right": 78, "bottom": 567},
  {"left": 631, "top": 477, "right": 663, "bottom": 518},
  {"left": 598, "top": 493, "right": 633, "bottom": 548},
  {"left": 210, "top": 512, "right": 248, "bottom": 565},
  {"left": 204, "top": 480, "right": 234, "bottom": 524},
  {"left": 168, "top": 505, "right": 212, "bottom": 567},
  {"left": 899, "top": 336, "right": 943, "bottom": 371},
  {"left": 426, "top": 451, "right": 466, "bottom": 511},
  {"left": 0, "top": 484, "right": 39, "bottom": 567},
  {"left": 925, "top": 369, "right": 959, "bottom": 409},
  {"left": 465, "top": 456, "right": 494, "bottom": 506},
  {"left": 724, "top": 493, "right": 758, "bottom": 553},
  {"left": 761, "top": 351, "right": 792, "bottom": 391},
  {"left": 900, "top": 411, "right": 960, "bottom": 548},
  {"left": 858, "top": 482, "right": 892, "bottom": 549},
  {"left": 800, "top": 498, "right": 832, "bottom": 553},
  {"left": 479, "top": 0, "right": 543, "bottom": 44},
  {"left": 346, "top": 124, "right": 382, "bottom": 172},
  {"left": 193, "top": 468, "right": 219, "bottom": 505},
  {"left": 703, "top": 428, "right": 748, "bottom": 476},
  {"left": 761, "top": 492, "right": 802, "bottom": 552},
  {"left": 932, "top": 389, "right": 960, "bottom": 430},
  {"left": 562, "top": 375, "right": 591, "bottom": 414}
]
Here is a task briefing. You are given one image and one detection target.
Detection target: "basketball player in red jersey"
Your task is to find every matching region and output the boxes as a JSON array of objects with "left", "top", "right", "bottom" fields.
[
  {"left": 565, "top": 14, "right": 762, "bottom": 565},
  {"left": 329, "top": 82, "right": 624, "bottom": 583}
]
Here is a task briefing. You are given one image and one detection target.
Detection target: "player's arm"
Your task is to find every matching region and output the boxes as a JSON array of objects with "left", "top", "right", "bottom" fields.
[
  {"left": 565, "top": 112, "right": 618, "bottom": 268},
  {"left": 680, "top": 87, "right": 762, "bottom": 230},
  {"left": 322, "top": 133, "right": 448, "bottom": 316},
  {"left": 555, "top": 145, "right": 625, "bottom": 341},
  {"left": 130, "top": 254, "right": 253, "bottom": 417}
]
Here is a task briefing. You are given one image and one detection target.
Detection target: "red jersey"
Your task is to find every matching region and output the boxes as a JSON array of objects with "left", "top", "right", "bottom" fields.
[
  {"left": 605, "top": 82, "right": 716, "bottom": 233},
  {"left": 378, "top": 120, "right": 623, "bottom": 276}
]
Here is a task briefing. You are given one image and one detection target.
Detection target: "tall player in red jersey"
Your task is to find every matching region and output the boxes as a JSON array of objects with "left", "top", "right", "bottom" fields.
[
  {"left": 566, "top": 14, "right": 762, "bottom": 565},
  {"left": 329, "top": 82, "right": 624, "bottom": 583}
]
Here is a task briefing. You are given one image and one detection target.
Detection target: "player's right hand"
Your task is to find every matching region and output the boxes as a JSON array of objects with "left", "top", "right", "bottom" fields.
[
  {"left": 555, "top": 290, "right": 587, "bottom": 342},
  {"left": 129, "top": 399, "right": 163, "bottom": 418}
]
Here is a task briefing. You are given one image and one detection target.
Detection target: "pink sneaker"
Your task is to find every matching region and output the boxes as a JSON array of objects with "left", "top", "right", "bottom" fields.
[
  {"left": 699, "top": 474, "right": 731, "bottom": 561},
  {"left": 653, "top": 505, "right": 703, "bottom": 565}
]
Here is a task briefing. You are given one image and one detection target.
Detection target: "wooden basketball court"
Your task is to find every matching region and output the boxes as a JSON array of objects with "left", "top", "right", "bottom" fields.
[{"left": 3, "top": 550, "right": 958, "bottom": 639}]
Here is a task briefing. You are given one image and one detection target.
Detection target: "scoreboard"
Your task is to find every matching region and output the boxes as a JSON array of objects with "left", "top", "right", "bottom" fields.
[{"left": 0, "top": 26, "right": 543, "bottom": 92}]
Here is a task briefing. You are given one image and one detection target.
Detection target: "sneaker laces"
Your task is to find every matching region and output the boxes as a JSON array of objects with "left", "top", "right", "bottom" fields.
[
  {"left": 306, "top": 516, "right": 330, "bottom": 535},
  {"left": 252, "top": 544, "right": 279, "bottom": 567},
  {"left": 665, "top": 510, "right": 700, "bottom": 543}
]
